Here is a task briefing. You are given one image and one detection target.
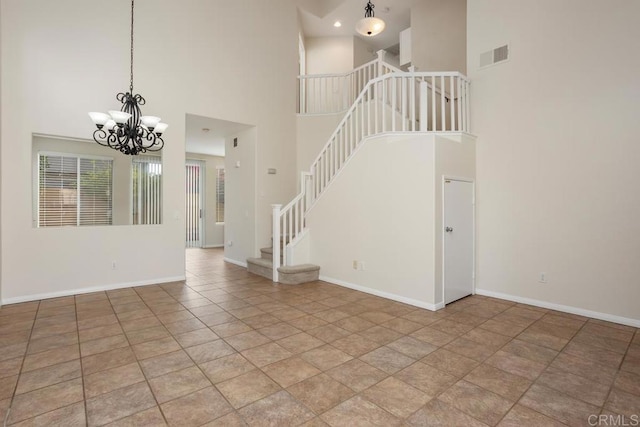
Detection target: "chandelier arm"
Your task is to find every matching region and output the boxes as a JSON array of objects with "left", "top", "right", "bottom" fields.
[
  {"left": 144, "top": 136, "right": 165, "bottom": 152},
  {"left": 92, "top": 129, "right": 110, "bottom": 146}
]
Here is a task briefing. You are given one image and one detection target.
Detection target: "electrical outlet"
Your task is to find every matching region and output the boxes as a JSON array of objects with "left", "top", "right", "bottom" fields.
[
  {"left": 352, "top": 260, "right": 358, "bottom": 270},
  {"left": 538, "top": 272, "right": 547, "bottom": 283},
  {"left": 360, "top": 262, "right": 366, "bottom": 271}
]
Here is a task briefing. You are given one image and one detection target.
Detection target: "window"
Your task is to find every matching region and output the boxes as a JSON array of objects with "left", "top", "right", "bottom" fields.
[
  {"left": 38, "top": 154, "right": 113, "bottom": 227},
  {"left": 216, "top": 168, "right": 225, "bottom": 223},
  {"left": 132, "top": 156, "right": 162, "bottom": 225}
]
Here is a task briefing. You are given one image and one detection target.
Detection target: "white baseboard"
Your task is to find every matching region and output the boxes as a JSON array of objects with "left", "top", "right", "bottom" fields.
[
  {"left": 476, "top": 288, "right": 640, "bottom": 328},
  {"left": 1, "top": 275, "right": 187, "bottom": 306},
  {"left": 223, "top": 258, "right": 247, "bottom": 268},
  {"left": 203, "top": 244, "right": 224, "bottom": 248},
  {"left": 320, "top": 275, "right": 441, "bottom": 311}
]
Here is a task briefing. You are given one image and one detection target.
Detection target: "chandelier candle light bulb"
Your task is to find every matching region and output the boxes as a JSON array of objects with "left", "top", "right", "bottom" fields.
[{"left": 88, "top": 0, "right": 166, "bottom": 155}]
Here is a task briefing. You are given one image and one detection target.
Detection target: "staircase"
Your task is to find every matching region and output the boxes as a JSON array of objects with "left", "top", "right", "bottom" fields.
[{"left": 249, "top": 51, "right": 471, "bottom": 284}]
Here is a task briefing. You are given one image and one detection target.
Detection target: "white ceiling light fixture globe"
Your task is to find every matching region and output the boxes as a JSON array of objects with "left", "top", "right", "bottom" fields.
[{"left": 356, "top": 1, "right": 386, "bottom": 37}]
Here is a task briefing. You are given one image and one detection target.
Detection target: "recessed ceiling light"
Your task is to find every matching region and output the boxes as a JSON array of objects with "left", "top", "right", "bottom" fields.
[
  {"left": 202, "top": 128, "right": 210, "bottom": 133},
  {"left": 333, "top": 21, "right": 342, "bottom": 28}
]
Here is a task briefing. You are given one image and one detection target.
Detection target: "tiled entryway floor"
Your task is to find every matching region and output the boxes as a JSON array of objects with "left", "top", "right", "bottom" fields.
[{"left": 0, "top": 248, "right": 638, "bottom": 426}]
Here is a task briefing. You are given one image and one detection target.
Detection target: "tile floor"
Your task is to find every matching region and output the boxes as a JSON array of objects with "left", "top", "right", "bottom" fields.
[{"left": 0, "top": 248, "right": 638, "bottom": 426}]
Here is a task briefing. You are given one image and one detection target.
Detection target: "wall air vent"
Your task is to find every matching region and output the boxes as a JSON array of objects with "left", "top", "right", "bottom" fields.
[{"left": 479, "top": 44, "right": 509, "bottom": 69}]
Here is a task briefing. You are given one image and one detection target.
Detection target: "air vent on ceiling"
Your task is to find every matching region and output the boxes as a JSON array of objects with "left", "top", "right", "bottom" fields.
[{"left": 479, "top": 44, "right": 509, "bottom": 69}]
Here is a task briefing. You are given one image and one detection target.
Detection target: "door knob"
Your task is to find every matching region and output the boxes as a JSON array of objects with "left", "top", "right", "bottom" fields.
[{"left": 445, "top": 227, "right": 453, "bottom": 232}]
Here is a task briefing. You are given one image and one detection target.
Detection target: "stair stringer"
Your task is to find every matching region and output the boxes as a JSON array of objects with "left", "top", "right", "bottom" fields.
[
  {"left": 304, "top": 98, "right": 415, "bottom": 212},
  {"left": 285, "top": 228, "right": 311, "bottom": 266}
]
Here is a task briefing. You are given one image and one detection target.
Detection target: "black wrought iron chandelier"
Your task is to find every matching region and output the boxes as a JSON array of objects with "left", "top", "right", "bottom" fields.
[
  {"left": 88, "top": 0, "right": 167, "bottom": 155},
  {"left": 356, "top": 1, "right": 386, "bottom": 37}
]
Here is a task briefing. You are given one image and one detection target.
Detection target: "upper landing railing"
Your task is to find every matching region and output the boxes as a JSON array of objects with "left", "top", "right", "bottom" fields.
[{"left": 299, "top": 50, "right": 401, "bottom": 115}]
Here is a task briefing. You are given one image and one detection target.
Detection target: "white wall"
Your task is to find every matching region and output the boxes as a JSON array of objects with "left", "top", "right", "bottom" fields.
[
  {"left": 185, "top": 152, "right": 225, "bottom": 248},
  {"left": 411, "top": 0, "right": 466, "bottom": 73},
  {"left": 296, "top": 113, "right": 342, "bottom": 174},
  {"left": 353, "top": 37, "right": 376, "bottom": 68},
  {"left": 307, "top": 134, "right": 438, "bottom": 308},
  {"left": 469, "top": 0, "right": 640, "bottom": 323},
  {"left": 305, "top": 37, "right": 354, "bottom": 74},
  {"left": 0, "top": 0, "right": 298, "bottom": 302},
  {"left": 224, "top": 127, "right": 257, "bottom": 264},
  {"left": 0, "top": 3, "right": 3, "bottom": 306}
]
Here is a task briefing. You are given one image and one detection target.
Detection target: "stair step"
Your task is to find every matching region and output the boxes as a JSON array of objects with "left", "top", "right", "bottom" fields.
[
  {"left": 246, "top": 258, "right": 320, "bottom": 285},
  {"left": 260, "top": 247, "right": 282, "bottom": 261},
  {"left": 277, "top": 264, "right": 320, "bottom": 285},
  {"left": 246, "top": 258, "right": 272, "bottom": 280}
]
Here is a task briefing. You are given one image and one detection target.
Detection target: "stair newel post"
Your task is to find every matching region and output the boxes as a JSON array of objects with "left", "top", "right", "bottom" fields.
[
  {"left": 271, "top": 204, "right": 282, "bottom": 282},
  {"left": 376, "top": 50, "right": 386, "bottom": 77}
]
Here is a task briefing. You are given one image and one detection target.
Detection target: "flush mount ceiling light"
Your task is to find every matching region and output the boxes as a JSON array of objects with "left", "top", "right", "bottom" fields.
[
  {"left": 333, "top": 21, "right": 342, "bottom": 28},
  {"left": 355, "top": 1, "right": 386, "bottom": 37},
  {"left": 88, "top": 0, "right": 167, "bottom": 155}
]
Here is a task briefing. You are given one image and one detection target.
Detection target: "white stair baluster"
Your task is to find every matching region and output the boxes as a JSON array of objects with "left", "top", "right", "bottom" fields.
[
  {"left": 450, "top": 76, "right": 455, "bottom": 131},
  {"left": 440, "top": 75, "right": 446, "bottom": 131},
  {"left": 420, "top": 80, "right": 428, "bottom": 132}
]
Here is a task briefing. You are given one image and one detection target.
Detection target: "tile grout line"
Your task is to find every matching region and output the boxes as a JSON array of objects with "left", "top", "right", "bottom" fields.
[
  {"left": 152, "top": 286, "right": 245, "bottom": 420},
  {"left": 108, "top": 287, "right": 170, "bottom": 426},
  {"left": 598, "top": 327, "right": 637, "bottom": 418},
  {"left": 3, "top": 299, "right": 41, "bottom": 427},
  {"left": 177, "top": 275, "right": 285, "bottom": 420},
  {"left": 75, "top": 295, "right": 89, "bottom": 427},
  {"left": 481, "top": 310, "right": 571, "bottom": 426},
  {"left": 498, "top": 313, "right": 596, "bottom": 426}
]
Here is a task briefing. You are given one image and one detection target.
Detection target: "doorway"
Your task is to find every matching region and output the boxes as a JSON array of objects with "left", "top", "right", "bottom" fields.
[{"left": 443, "top": 178, "right": 475, "bottom": 304}]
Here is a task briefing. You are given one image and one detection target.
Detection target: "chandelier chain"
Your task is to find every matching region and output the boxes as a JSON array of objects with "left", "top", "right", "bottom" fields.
[
  {"left": 130, "top": 0, "right": 134, "bottom": 93},
  {"left": 365, "top": 1, "right": 375, "bottom": 17}
]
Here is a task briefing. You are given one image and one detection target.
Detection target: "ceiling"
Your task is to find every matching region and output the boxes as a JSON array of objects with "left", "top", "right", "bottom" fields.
[
  {"left": 296, "top": 0, "right": 414, "bottom": 51},
  {"left": 185, "top": 114, "right": 251, "bottom": 157}
]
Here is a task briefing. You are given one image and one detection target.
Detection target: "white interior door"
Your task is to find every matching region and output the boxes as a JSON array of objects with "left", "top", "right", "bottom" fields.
[{"left": 444, "top": 179, "right": 474, "bottom": 304}]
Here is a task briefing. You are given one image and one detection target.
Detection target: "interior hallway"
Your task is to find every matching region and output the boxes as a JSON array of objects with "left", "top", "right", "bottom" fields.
[{"left": 0, "top": 248, "right": 638, "bottom": 425}]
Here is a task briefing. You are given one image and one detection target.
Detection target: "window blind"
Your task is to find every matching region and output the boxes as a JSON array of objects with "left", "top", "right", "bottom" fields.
[
  {"left": 38, "top": 154, "right": 113, "bottom": 227},
  {"left": 185, "top": 162, "right": 202, "bottom": 247},
  {"left": 132, "top": 155, "right": 162, "bottom": 225},
  {"left": 216, "top": 168, "right": 225, "bottom": 223}
]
